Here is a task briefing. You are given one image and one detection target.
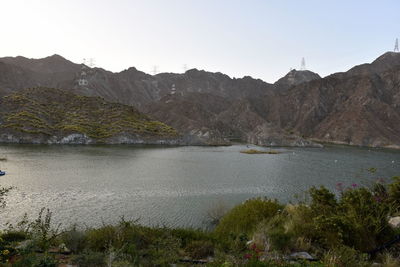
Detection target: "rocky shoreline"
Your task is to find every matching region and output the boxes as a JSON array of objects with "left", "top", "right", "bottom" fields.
[{"left": 4, "top": 132, "right": 400, "bottom": 150}]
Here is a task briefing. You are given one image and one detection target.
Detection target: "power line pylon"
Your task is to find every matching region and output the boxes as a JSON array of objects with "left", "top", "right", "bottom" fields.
[
  {"left": 300, "top": 57, "right": 306, "bottom": 71},
  {"left": 152, "top": 65, "right": 159, "bottom": 75}
]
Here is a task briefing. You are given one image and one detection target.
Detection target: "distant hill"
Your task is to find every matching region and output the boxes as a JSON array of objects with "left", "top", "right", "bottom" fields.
[
  {"left": 0, "top": 55, "right": 272, "bottom": 108},
  {"left": 0, "top": 87, "right": 179, "bottom": 144}
]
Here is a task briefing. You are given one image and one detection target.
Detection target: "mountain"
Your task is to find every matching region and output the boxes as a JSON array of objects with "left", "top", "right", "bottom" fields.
[
  {"left": 0, "top": 61, "right": 38, "bottom": 95},
  {"left": 0, "top": 87, "right": 180, "bottom": 144},
  {"left": 269, "top": 64, "right": 400, "bottom": 148},
  {"left": 0, "top": 54, "right": 79, "bottom": 74},
  {"left": 0, "top": 56, "right": 272, "bottom": 108},
  {"left": 0, "top": 52, "right": 400, "bottom": 148},
  {"left": 144, "top": 91, "right": 318, "bottom": 147}
]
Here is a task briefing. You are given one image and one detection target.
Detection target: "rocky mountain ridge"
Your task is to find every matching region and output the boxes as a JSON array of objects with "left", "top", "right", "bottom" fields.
[{"left": 1, "top": 52, "right": 400, "bottom": 148}]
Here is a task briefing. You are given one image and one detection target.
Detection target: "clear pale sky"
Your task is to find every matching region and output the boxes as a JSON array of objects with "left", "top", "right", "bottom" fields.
[{"left": 0, "top": 0, "right": 399, "bottom": 82}]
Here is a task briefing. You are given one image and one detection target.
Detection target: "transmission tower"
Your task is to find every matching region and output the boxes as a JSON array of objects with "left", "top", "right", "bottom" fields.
[
  {"left": 87, "top": 58, "right": 95, "bottom": 68},
  {"left": 78, "top": 58, "right": 89, "bottom": 87},
  {"left": 300, "top": 57, "right": 306, "bottom": 71},
  {"left": 170, "top": 84, "right": 176, "bottom": 95},
  {"left": 152, "top": 65, "right": 159, "bottom": 75},
  {"left": 395, "top": 38, "right": 399, "bottom": 52}
]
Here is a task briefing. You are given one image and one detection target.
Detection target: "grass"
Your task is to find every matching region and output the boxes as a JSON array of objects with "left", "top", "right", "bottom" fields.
[{"left": 240, "top": 149, "right": 281, "bottom": 154}]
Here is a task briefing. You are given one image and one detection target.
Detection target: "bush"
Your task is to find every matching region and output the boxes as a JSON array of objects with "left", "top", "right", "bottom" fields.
[
  {"left": 29, "top": 208, "right": 61, "bottom": 251},
  {"left": 0, "top": 231, "right": 27, "bottom": 242},
  {"left": 309, "top": 186, "right": 337, "bottom": 215},
  {"left": 253, "top": 213, "right": 293, "bottom": 252},
  {"left": 13, "top": 253, "right": 57, "bottom": 267},
  {"left": 379, "top": 252, "right": 400, "bottom": 267},
  {"left": 267, "top": 227, "right": 292, "bottom": 252},
  {"left": 338, "top": 187, "right": 393, "bottom": 251},
  {"left": 215, "top": 198, "right": 283, "bottom": 238},
  {"left": 185, "top": 240, "right": 214, "bottom": 259},
  {"left": 85, "top": 225, "right": 117, "bottom": 252},
  {"left": 170, "top": 228, "right": 214, "bottom": 247},
  {"left": 306, "top": 184, "right": 395, "bottom": 251},
  {"left": 388, "top": 176, "right": 400, "bottom": 211},
  {"left": 143, "top": 231, "right": 180, "bottom": 266},
  {"left": 322, "top": 246, "right": 369, "bottom": 267},
  {"left": 72, "top": 251, "right": 106, "bottom": 267},
  {"left": 60, "top": 225, "right": 86, "bottom": 253},
  {"left": 283, "top": 204, "right": 315, "bottom": 244}
]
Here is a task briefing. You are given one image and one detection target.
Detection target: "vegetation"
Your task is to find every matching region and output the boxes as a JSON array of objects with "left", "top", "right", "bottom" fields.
[
  {"left": 240, "top": 149, "right": 281, "bottom": 154},
  {"left": 1, "top": 175, "right": 400, "bottom": 266},
  {"left": 0, "top": 88, "right": 178, "bottom": 141}
]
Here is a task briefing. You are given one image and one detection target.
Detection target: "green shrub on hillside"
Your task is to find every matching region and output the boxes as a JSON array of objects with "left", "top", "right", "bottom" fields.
[
  {"left": 215, "top": 198, "right": 283, "bottom": 238},
  {"left": 388, "top": 176, "right": 400, "bottom": 210}
]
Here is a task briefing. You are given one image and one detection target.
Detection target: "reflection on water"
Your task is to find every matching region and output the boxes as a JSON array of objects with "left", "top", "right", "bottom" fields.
[{"left": 0, "top": 144, "right": 399, "bottom": 228}]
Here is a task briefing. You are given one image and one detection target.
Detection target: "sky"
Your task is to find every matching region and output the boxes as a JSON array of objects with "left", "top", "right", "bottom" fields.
[{"left": 0, "top": 0, "right": 399, "bottom": 83}]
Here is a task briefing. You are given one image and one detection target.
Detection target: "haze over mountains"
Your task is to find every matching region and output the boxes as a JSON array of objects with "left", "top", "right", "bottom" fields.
[{"left": 0, "top": 52, "right": 400, "bottom": 148}]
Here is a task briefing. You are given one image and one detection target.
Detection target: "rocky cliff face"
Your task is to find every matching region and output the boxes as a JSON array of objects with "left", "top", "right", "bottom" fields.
[
  {"left": 272, "top": 65, "right": 400, "bottom": 148},
  {"left": 1, "top": 52, "right": 400, "bottom": 148},
  {"left": 144, "top": 92, "right": 319, "bottom": 147}
]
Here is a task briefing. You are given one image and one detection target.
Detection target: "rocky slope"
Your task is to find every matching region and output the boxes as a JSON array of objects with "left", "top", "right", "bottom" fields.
[
  {"left": 0, "top": 87, "right": 181, "bottom": 144},
  {"left": 260, "top": 52, "right": 400, "bottom": 148},
  {"left": 144, "top": 92, "right": 319, "bottom": 147},
  {"left": 1, "top": 52, "right": 400, "bottom": 148}
]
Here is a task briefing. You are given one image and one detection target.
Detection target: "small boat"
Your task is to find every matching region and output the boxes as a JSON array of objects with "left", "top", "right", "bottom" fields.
[{"left": 0, "top": 170, "right": 5, "bottom": 176}]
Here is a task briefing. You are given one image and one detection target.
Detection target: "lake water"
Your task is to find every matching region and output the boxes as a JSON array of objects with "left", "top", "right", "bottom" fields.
[{"left": 0, "top": 144, "right": 399, "bottom": 229}]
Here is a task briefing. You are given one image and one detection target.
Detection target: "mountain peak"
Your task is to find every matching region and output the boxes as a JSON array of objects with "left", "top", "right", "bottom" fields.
[
  {"left": 0, "top": 54, "right": 78, "bottom": 73},
  {"left": 45, "top": 54, "right": 67, "bottom": 61},
  {"left": 347, "top": 51, "right": 400, "bottom": 76},
  {"left": 274, "top": 69, "right": 320, "bottom": 89},
  {"left": 372, "top": 51, "right": 400, "bottom": 65}
]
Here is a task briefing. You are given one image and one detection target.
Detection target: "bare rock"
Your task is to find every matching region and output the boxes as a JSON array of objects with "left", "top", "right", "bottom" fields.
[
  {"left": 389, "top": 216, "right": 400, "bottom": 228},
  {"left": 289, "top": 252, "right": 315, "bottom": 260}
]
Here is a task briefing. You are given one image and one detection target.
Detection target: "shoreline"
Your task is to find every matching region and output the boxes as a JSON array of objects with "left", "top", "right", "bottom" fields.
[{"left": 1, "top": 140, "right": 400, "bottom": 152}]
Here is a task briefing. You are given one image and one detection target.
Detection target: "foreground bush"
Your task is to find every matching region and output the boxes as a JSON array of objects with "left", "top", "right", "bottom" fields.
[{"left": 215, "top": 198, "right": 283, "bottom": 237}]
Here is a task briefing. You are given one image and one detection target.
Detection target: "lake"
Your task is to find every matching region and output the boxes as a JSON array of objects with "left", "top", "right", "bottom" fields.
[{"left": 0, "top": 144, "right": 399, "bottom": 229}]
